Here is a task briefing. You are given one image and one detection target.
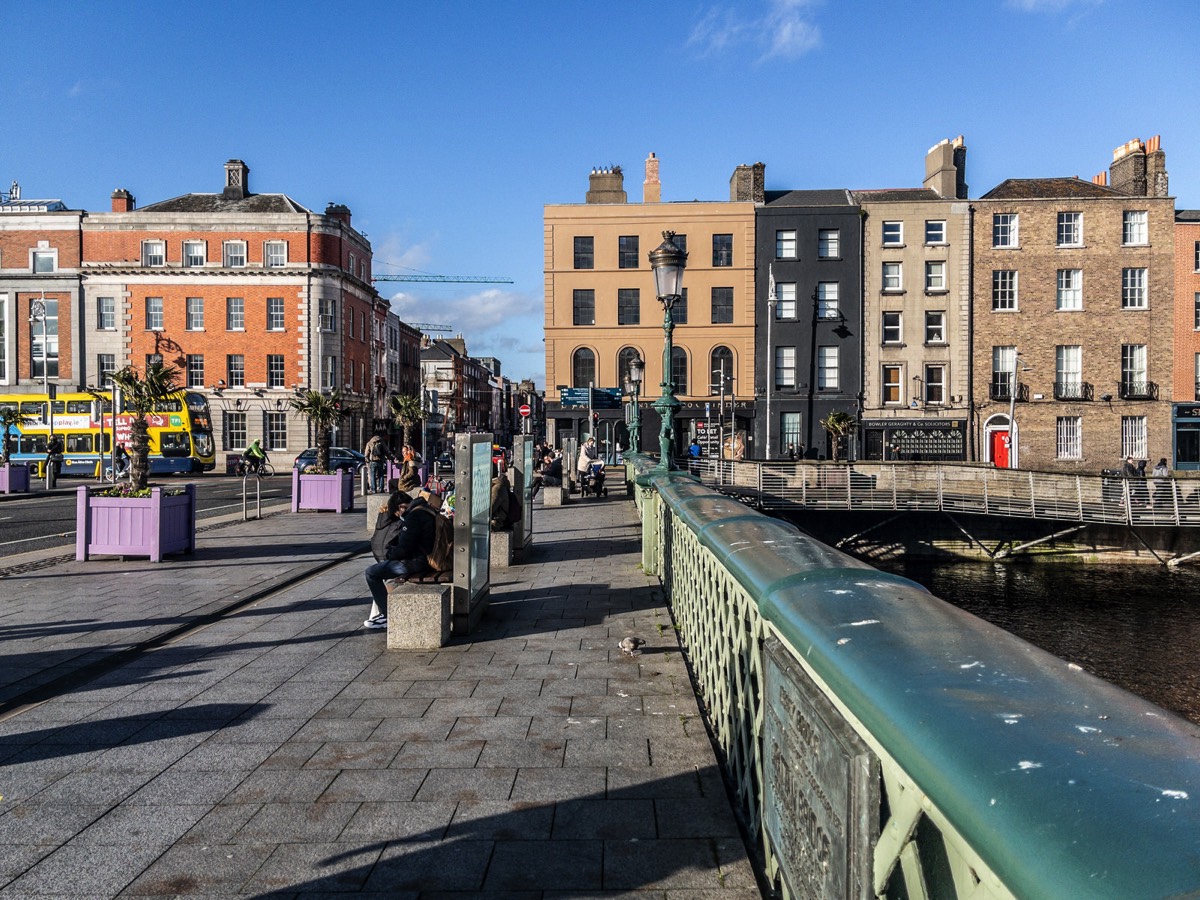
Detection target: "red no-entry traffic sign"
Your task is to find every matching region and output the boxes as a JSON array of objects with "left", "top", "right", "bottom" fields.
[{"left": 519, "top": 404, "right": 531, "bottom": 417}]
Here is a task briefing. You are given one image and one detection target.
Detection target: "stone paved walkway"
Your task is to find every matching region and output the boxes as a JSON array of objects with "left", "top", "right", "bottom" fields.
[{"left": 0, "top": 489, "right": 758, "bottom": 897}]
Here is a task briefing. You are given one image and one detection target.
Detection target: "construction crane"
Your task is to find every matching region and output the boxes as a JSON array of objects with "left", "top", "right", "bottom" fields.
[
  {"left": 409, "top": 322, "right": 453, "bottom": 333},
  {"left": 372, "top": 273, "right": 512, "bottom": 284}
]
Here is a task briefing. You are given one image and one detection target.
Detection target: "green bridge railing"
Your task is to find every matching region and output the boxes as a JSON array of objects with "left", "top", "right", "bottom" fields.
[{"left": 627, "top": 454, "right": 1200, "bottom": 899}]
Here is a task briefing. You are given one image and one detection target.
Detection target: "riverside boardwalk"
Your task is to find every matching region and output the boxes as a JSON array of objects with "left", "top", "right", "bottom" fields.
[{"left": 0, "top": 488, "right": 757, "bottom": 897}]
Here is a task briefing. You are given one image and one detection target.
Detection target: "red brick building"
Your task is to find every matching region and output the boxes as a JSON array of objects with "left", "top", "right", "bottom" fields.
[{"left": 1172, "top": 210, "right": 1200, "bottom": 468}]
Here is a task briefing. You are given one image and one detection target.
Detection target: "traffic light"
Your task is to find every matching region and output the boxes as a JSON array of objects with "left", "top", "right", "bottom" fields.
[{"left": 592, "top": 412, "right": 599, "bottom": 427}]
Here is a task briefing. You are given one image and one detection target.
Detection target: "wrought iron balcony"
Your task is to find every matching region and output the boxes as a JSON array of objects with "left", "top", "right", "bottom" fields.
[
  {"left": 1054, "top": 381, "right": 1093, "bottom": 401},
  {"left": 989, "top": 380, "right": 1029, "bottom": 402},
  {"left": 1119, "top": 380, "right": 1158, "bottom": 400}
]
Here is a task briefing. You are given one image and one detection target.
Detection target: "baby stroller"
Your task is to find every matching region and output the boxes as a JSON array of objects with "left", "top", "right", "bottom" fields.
[{"left": 580, "top": 460, "right": 607, "bottom": 497}]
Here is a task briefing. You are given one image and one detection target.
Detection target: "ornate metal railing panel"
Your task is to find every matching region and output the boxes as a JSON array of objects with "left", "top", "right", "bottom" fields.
[
  {"left": 628, "top": 457, "right": 1200, "bottom": 899},
  {"left": 688, "top": 459, "right": 1200, "bottom": 528}
]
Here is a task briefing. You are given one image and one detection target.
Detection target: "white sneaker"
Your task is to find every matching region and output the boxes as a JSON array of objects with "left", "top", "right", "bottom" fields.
[{"left": 363, "top": 614, "right": 388, "bottom": 629}]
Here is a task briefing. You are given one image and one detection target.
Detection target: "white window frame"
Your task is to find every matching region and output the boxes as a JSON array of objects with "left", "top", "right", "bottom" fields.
[
  {"left": 993, "top": 213, "right": 1018, "bottom": 248},
  {"left": 265, "top": 411, "right": 288, "bottom": 451},
  {"left": 882, "top": 221, "right": 903, "bottom": 246},
  {"left": 924, "top": 364, "right": 946, "bottom": 405},
  {"left": 1056, "top": 417, "right": 1082, "bottom": 460},
  {"left": 1056, "top": 269, "right": 1082, "bottom": 310},
  {"left": 817, "top": 346, "right": 839, "bottom": 390},
  {"left": 1122, "top": 343, "right": 1148, "bottom": 383},
  {"left": 881, "top": 311, "right": 902, "bottom": 344},
  {"left": 267, "top": 354, "right": 286, "bottom": 388},
  {"left": 226, "top": 297, "right": 245, "bottom": 331},
  {"left": 774, "top": 282, "right": 796, "bottom": 320},
  {"left": 1121, "top": 416, "right": 1147, "bottom": 459},
  {"left": 992, "top": 270, "right": 1018, "bottom": 311},
  {"left": 882, "top": 262, "right": 902, "bottom": 292},
  {"left": 222, "top": 240, "right": 247, "bottom": 268},
  {"left": 882, "top": 365, "right": 902, "bottom": 405},
  {"left": 98, "top": 296, "right": 116, "bottom": 331},
  {"left": 0, "top": 293, "right": 8, "bottom": 383},
  {"left": 1056, "top": 212, "right": 1083, "bottom": 247},
  {"left": 264, "top": 240, "right": 288, "bottom": 268},
  {"left": 267, "top": 297, "right": 285, "bottom": 331},
  {"left": 925, "top": 261, "right": 946, "bottom": 292},
  {"left": 186, "top": 297, "right": 204, "bottom": 331},
  {"left": 31, "top": 249, "right": 57, "bottom": 273},
  {"left": 817, "top": 282, "right": 839, "bottom": 319},
  {"left": 1056, "top": 345, "right": 1082, "bottom": 396},
  {"left": 319, "top": 299, "right": 336, "bottom": 333},
  {"left": 322, "top": 355, "right": 338, "bottom": 390},
  {"left": 775, "top": 230, "right": 797, "bottom": 259},
  {"left": 1122, "top": 267, "right": 1148, "bottom": 309},
  {"left": 141, "top": 240, "right": 166, "bottom": 267},
  {"left": 145, "top": 297, "right": 164, "bottom": 331},
  {"left": 925, "top": 220, "right": 946, "bottom": 245},
  {"left": 185, "top": 353, "right": 204, "bottom": 389},
  {"left": 183, "top": 240, "right": 207, "bottom": 267},
  {"left": 817, "top": 229, "right": 840, "bottom": 259},
  {"left": 774, "top": 346, "right": 796, "bottom": 389},
  {"left": 925, "top": 311, "right": 946, "bottom": 345},
  {"left": 97, "top": 353, "right": 116, "bottom": 387},
  {"left": 227, "top": 354, "right": 245, "bottom": 388},
  {"left": 1122, "top": 210, "right": 1148, "bottom": 246}
]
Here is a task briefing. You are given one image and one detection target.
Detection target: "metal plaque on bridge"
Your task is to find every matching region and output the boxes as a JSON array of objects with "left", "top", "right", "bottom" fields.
[{"left": 764, "top": 638, "right": 879, "bottom": 900}]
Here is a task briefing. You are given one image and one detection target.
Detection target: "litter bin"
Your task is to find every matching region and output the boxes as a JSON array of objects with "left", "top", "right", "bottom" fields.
[
  {"left": 226, "top": 453, "right": 243, "bottom": 475},
  {"left": 1100, "top": 469, "right": 1124, "bottom": 503}
]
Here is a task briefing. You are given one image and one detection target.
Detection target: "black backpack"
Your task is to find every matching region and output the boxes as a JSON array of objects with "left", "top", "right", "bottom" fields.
[{"left": 370, "top": 510, "right": 404, "bottom": 562}]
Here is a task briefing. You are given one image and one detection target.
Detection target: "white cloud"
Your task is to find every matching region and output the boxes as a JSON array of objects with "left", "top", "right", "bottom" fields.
[
  {"left": 1005, "top": 0, "right": 1103, "bottom": 11},
  {"left": 688, "top": 0, "right": 821, "bottom": 61}
]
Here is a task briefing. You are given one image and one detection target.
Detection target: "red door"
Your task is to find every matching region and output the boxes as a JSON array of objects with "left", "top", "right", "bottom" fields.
[{"left": 991, "top": 430, "right": 1010, "bottom": 468}]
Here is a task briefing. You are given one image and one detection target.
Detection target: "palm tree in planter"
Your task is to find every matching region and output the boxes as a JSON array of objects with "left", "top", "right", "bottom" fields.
[
  {"left": 389, "top": 393, "right": 424, "bottom": 454},
  {"left": 288, "top": 390, "right": 354, "bottom": 512},
  {"left": 819, "top": 410, "right": 858, "bottom": 463},
  {"left": 289, "top": 389, "right": 347, "bottom": 472},
  {"left": 111, "top": 361, "right": 182, "bottom": 491}
]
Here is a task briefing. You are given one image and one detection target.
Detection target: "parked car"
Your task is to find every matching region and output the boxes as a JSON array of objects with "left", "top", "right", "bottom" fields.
[{"left": 293, "top": 447, "right": 366, "bottom": 473}]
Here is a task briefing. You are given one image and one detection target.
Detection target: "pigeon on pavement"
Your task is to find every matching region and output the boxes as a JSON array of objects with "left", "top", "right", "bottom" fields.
[{"left": 618, "top": 637, "right": 646, "bottom": 656}]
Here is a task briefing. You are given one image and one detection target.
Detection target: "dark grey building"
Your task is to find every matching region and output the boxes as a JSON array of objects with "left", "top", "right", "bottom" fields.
[{"left": 755, "top": 190, "right": 863, "bottom": 459}]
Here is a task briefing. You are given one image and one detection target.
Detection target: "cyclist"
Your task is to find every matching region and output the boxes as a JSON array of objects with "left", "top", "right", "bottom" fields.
[
  {"left": 242, "top": 438, "right": 269, "bottom": 475},
  {"left": 113, "top": 444, "right": 130, "bottom": 479}
]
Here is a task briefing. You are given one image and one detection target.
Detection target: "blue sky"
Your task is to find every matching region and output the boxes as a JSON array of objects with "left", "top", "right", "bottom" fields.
[{"left": 6, "top": 0, "right": 1199, "bottom": 388}]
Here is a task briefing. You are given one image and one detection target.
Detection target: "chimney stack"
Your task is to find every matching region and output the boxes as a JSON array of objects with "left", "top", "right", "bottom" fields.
[
  {"left": 643, "top": 152, "right": 661, "bottom": 203},
  {"left": 924, "top": 135, "right": 968, "bottom": 199},
  {"left": 1145, "top": 134, "right": 1168, "bottom": 198},
  {"left": 324, "top": 203, "right": 352, "bottom": 225},
  {"left": 1110, "top": 139, "right": 1147, "bottom": 196},
  {"left": 729, "top": 162, "right": 765, "bottom": 202},
  {"left": 223, "top": 159, "right": 250, "bottom": 201},
  {"left": 110, "top": 188, "right": 135, "bottom": 212},
  {"left": 586, "top": 166, "right": 626, "bottom": 204}
]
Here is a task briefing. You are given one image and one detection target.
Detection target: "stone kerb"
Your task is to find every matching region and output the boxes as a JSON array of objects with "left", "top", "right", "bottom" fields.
[
  {"left": 543, "top": 485, "right": 568, "bottom": 506},
  {"left": 490, "top": 529, "right": 514, "bottom": 567},
  {"left": 386, "top": 581, "right": 451, "bottom": 649}
]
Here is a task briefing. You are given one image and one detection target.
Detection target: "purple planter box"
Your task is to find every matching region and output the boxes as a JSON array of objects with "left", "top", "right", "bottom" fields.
[
  {"left": 76, "top": 484, "right": 197, "bottom": 562},
  {"left": 0, "top": 463, "right": 30, "bottom": 494},
  {"left": 291, "top": 468, "right": 354, "bottom": 513}
]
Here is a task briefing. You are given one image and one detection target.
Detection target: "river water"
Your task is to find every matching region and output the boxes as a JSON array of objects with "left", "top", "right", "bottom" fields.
[{"left": 871, "top": 558, "right": 1200, "bottom": 726}]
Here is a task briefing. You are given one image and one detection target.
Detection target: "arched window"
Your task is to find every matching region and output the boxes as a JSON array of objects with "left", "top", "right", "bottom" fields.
[
  {"left": 710, "top": 346, "right": 734, "bottom": 395},
  {"left": 617, "top": 347, "right": 642, "bottom": 389},
  {"left": 671, "top": 347, "right": 688, "bottom": 395},
  {"left": 572, "top": 348, "right": 596, "bottom": 388}
]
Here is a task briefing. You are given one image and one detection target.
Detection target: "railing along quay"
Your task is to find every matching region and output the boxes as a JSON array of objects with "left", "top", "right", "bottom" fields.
[
  {"left": 628, "top": 454, "right": 1200, "bottom": 900},
  {"left": 688, "top": 458, "right": 1200, "bottom": 528}
]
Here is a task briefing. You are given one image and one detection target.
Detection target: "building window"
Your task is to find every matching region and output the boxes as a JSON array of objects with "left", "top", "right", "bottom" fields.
[
  {"left": 882, "top": 311, "right": 902, "bottom": 344},
  {"left": 145, "top": 297, "right": 164, "bottom": 331},
  {"left": 264, "top": 241, "right": 287, "bottom": 267},
  {"left": 882, "top": 365, "right": 902, "bottom": 404},
  {"left": 776, "top": 230, "right": 797, "bottom": 259},
  {"left": 1121, "top": 344, "right": 1148, "bottom": 396},
  {"left": 141, "top": 240, "right": 166, "bottom": 267},
  {"left": 319, "top": 298, "right": 336, "bottom": 332},
  {"left": 882, "top": 221, "right": 903, "bottom": 246},
  {"left": 774, "top": 282, "right": 797, "bottom": 319},
  {"left": 31, "top": 250, "right": 55, "bottom": 273},
  {"left": 671, "top": 346, "right": 688, "bottom": 394},
  {"left": 780, "top": 412, "right": 801, "bottom": 452},
  {"left": 1122, "top": 210, "right": 1148, "bottom": 246},
  {"left": 322, "top": 355, "right": 337, "bottom": 390},
  {"left": 224, "top": 411, "right": 247, "bottom": 452},
  {"left": 1056, "top": 345, "right": 1082, "bottom": 399},
  {"left": 222, "top": 240, "right": 247, "bottom": 267},
  {"left": 817, "top": 282, "right": 839, "bottom": 319},
  {"left": 267, "top": 297, "right": 285, "bottom": 331},
  {"left": 882, "top": 262, "right": 902, "bottom": 292},
  {"left": 710, "top": 346, "right": 733, "bottom": 393},
  {"left": 226, "top": 297, "right": 245, "bottom": 331},
  {"left": 1056, "top": 269, "right": 1082, "bottom": 310},
  {"left": 185, "top": 354, "right": 204, "bottom": 389},
  {"left": 1195, "top": 353, "right": 1200, "bottom": 400},
  {"left": 925, "top": 261, "right": 946, "bottom": 292},
  {"left": 1057, "top": 417, "right": 1082, "bottom": 459},
  {"left": 348, "top": 253, "right": 356, "bottom": 275},
  {"left": 1195, "top": 241, "right": 1200, "bottom": 272},
  {"left": 227, "top": 354, "right": 245, "bottom": 388},
  {"left": 572, "top": 289, "right": 595, "bottom": 326},
  {"left": 992, "top": 213, "right": 1018, "bottom": 248},
  {"left": 711, "top": 287, "right": 733, "bottom": 324},
  {"left": 618, "top": 235, "right": 639, "bottom": 269},
  {"left": 98, "top": 296, "right": 116, "bottom": 330},
  {"left": 817, "top": 229, "right": 839, "bottom": 258},
  {"left": 183, "top": 240, "right": 206, "bottom": 267},
  {"left": 712, "top": 234, "right": 733, "bottom": 267},
  {"left": 991, "top": 346, "right": 1015, "bottom": 400},
  {"left": 572, "top": 348, "right": 595, "bottom": 387},
  {"left": 1121, "top": 416, "right": 1147, "bottom": 459},
  {"left": 573, "top": 236, "right": 594, "bottom": 269},
  {"left": 267, "top": 354, "right": 285, "bottom": 388},
  {"left": 347, "top": 309, "right": 354, "bottom": 339},
  {"left": 817, "top": 346, "right": 839, "bottom": 390},
  {"left": 925, "top": 220, "right": 946, "bottom": 244},
  {"left": 925, "top": 311, "right": 946, "bottom": 344},
  {"left": 675, "top": 287, "right": 688, "bottom": 324},
  {"left": 1122, "top": 267, "right": 1148, "bottom": 309},
  {"left": 924, "top": 364, "right": 945, "bottom": 404},
  {"left": 992, "top": 270, "right": 1018, "bottom": 310},
  {"left": 1195, "top": 293, "right": 1200, "bottom": 330},
  {"left": 774, "top": 346, "right": 796, "bottom": 389},
  {"left": 28, "top": 298, "right": 58, "bottom": 379},
  {"left": 265, "top": 411, "right": 287, "bottom": 451},
  {"left": 617, "top": 288, "right": 640, "bottom": 325},
  {"left": 146, "top": 353, "right": 163, "bottom": 368},
  {"left": 1057, "top": 212, "right": 1082, "bottom": 247},
  {"left": 186, "top": 297, "right": 204, "bottom": 331},
  {"left": 98, "top": 353, "right": 116, "bottom": 387}
]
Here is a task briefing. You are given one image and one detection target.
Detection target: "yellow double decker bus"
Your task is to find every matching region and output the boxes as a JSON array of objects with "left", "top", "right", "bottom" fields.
[{"left": 0, "top": 389, "right": 216, "bottom": 477}]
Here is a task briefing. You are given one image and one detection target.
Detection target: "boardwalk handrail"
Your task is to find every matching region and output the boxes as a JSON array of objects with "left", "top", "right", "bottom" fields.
[
  {"left": 687, "top": 458, "right": 1200, "bottom": 528},
  {"left": 628, "top": 455, "right": 1200, "bottom": 899}
]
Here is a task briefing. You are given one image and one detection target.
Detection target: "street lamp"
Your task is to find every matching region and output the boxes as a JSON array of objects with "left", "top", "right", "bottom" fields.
[
  {"left": 626, "top": 356, "right": 644, "bottom": 453},
  {"left": 711, "top": 363, "right": 732, "bottom": 462},
  {"left": 649, "top": 232, "right": 687, "bottom": 472}
]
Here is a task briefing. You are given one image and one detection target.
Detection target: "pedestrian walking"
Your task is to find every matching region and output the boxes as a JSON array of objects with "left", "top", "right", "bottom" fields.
[{"left": 363, "top": 433, "right": 392, "bottom": 493}]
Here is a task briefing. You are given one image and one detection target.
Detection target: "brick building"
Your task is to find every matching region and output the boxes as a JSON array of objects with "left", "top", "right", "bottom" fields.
[
  {"left": 971, "top": 137, "right": 1174, "bottom": 472},
  {"left": 1172, "top": 210, "right": 1200, "bottom": 468}
]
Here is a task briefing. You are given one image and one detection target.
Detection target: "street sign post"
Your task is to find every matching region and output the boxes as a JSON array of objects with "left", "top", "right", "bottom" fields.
[{"left": 519, "top": 404, "right": 531, "bottom": 418}]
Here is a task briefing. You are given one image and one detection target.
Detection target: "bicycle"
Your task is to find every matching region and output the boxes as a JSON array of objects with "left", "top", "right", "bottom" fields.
[{"left": 241, "top": 458, "right": 275, "bottom": 478}]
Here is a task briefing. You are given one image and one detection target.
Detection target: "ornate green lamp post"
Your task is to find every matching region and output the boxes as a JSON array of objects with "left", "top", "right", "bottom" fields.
[
  {"left": 649, "top": 231, "right": 687, "bottom": 472},
  {"left": 626, "top": 355, "right": 643, "bottom": 453}
]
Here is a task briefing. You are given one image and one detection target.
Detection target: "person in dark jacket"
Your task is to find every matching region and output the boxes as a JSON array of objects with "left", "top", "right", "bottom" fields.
[{"left": 363, "top": 490, "right": 437, "bottom": 629}]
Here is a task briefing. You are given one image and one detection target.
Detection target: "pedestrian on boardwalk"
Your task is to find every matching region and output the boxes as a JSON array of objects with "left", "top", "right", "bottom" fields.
[
  {"left": 576, "top": 436, "right": 598, "bottom": 479},
  {"left": 363, "top": 433, "right": 393, "bottom": 493}
]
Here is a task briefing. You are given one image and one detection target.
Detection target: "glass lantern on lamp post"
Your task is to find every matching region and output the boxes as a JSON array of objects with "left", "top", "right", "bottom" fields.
[
  {"left": 626, "top": 356, "right": 644, "bottom": 454},
  {"left": 649, "top": 231, "right": 687, "bottom": 472}
]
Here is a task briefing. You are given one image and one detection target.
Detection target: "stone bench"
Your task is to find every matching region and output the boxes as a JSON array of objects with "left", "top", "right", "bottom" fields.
[
  {"left": 491, "top": 529, "right": 514, "bottom": 567},
  {"left": 542, "top": 485, "right": 568, "bottom": 506},
  {"left": 386, "top": 580, "right": 451, "bottom": 649}
]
